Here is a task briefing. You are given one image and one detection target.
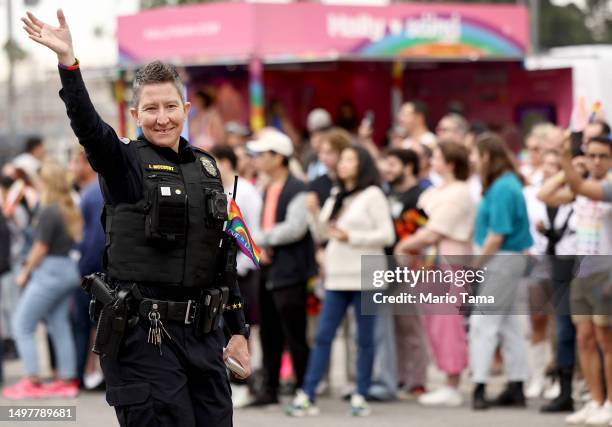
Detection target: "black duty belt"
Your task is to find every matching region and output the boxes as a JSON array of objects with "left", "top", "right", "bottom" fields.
[
  {"left": 139, "top": 298, "right": 199, "bottom": 325},
  {"left": 83, "top": 273, "right": 232, "bottom": 359}
]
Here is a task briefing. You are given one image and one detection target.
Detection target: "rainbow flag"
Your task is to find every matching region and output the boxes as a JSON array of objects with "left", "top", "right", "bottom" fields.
[
  {"left": 589, "top": 101, "right": 603, "bottom": 124},
  {"left": 225, "top": 197, "right": 262, "bottom": 269}
]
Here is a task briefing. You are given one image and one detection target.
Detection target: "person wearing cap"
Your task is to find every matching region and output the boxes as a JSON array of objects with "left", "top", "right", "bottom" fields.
[
  {"left": 225, "top": 121, "right": 250, "bottom": 147},
  {"left": 304, "top": 108, "right": 333, "bottom": 181},
  {"left": 247, "top": 129, "right": 317, "bottom": 407}
]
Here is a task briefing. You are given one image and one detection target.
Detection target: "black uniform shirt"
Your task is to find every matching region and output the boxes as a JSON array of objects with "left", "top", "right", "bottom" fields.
[{"left": 58, "top": 66, "right": 246, "bottom": 335}]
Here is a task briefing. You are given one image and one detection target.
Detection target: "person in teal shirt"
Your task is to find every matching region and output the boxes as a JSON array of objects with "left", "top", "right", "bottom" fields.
[
  {"left": 469, "top": 133, "right": 532, "bottom": 411},
  {"left": 474, "top": 171, "right": 534, "bottom": 252}
]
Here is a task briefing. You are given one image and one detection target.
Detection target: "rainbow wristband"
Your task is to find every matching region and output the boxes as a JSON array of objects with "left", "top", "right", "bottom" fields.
[{"left": 59, "top": 58, "right": 80, "bottom": 71}]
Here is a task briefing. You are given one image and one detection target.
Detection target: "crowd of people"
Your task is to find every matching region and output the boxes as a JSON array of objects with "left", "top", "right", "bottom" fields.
[
  {"left": 0, "top": 138, "right": 106, "bottom": 398},
  {"left": 214, "top": 101, "right": 611, "bottom": 423},
  {"left": 0, "top": 97, "right": 611, "bottom": 425}
]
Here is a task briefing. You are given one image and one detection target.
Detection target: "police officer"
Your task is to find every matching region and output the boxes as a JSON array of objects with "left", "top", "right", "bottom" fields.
[{"left": 22, "top": 9, "right": 251, "bottom": 426}]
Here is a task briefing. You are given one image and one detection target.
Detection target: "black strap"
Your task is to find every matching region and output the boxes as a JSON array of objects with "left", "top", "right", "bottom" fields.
[
  {"left": 545, "top": 206, "right": 559, "bottom": 230},
  {"left": 559, "top": 207, "right": 574, "bottom": 237},
  {"left": 545, "top": 207, "right": 574, "bottom": 256},
  {"left": 139, "top": 298, "right": 198, "bottom": 324}
]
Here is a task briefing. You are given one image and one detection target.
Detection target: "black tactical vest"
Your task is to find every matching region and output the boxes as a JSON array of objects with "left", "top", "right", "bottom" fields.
[{"left": 103, "top": 140, "right": 226, "bottom": 288}]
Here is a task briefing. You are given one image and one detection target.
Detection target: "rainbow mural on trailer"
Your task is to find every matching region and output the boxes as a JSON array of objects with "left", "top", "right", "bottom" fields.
[
  {"left": 353, "top": 13, "right": 524, "bottom": 58},
  {"left": 117, "top": 3, "right": 529, "bottom": 65},
  {"left": 354, "top": 14, "right": 525, "bottom": 57}
]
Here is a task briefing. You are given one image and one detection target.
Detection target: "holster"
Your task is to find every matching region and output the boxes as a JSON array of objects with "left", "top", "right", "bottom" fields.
[
  {"left": 81, "top": 273, "right": 131, "bottom": 360},
  {"left": 194, "top": 287, "right": 229, "bottom": 337},
  {"left": 82, "top": 273, "right": 115, "bottom": 323}
]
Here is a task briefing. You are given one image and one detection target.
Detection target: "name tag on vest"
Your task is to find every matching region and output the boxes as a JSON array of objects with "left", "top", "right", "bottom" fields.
[{"left": 146, "top": 164, "right": 177, "bottom": 173}]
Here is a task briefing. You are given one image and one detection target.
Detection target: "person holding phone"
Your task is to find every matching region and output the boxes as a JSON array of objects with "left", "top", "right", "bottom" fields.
[{"left": 561, "top": 130, "right": 612, "bottom": 202}]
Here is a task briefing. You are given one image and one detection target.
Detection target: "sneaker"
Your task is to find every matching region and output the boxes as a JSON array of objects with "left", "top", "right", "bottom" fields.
[
  {"left": 418, "top": 386, "right": 463, "bottom": 407},
  {"left": 544, "top": 381, "right": 561, "bottom": 400},
  {"left": 341, "top": 384, "right": 356, "bottom": 401},
  {"left": 573, "top": 379, "right": 590, "bottom": 403},
  {"left": 566, "top": 401, "right": 601, "bottom": 425},
  {"left": 2, "top": 378, "right": 45, "bottom": 399},
  {"left": 246, "top": 393, "right": 279, "bottom": 407},
  {"left": 350, "top": 394, "right": 371, "bottom": 417},
  {"left": 83, "top": 371, "right": 104, "bottom": 390},
  {"left": 526, "top": 377, "right": 546, "bottom": 399},
  {"left": 397, "top": 385, "right": 426, "bottom": 401},
  {"left": 586, "top": 401, "right": 612, "bottom": 425},
  {"left": 41, "top": 380, "right": 79, "bottom": 398},
  {"left": 286, "top": 390, "right": 319, "bottom": 417}
]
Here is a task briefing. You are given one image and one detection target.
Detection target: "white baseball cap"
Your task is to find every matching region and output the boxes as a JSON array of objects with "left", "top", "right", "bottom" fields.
[
  {"left": 307, "top": 108, "right": 332, "bottom": 133},
  {"left": 247, "top": 129, "right": 294, "bottom": 157}
]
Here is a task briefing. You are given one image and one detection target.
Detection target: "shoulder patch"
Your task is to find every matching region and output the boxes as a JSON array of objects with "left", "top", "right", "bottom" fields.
[
  {"left": 118, "top": 137, "right": 131, "bottom": 145},
  {"left": 200, "top": 157, "right": 218, "bottom": 177}
]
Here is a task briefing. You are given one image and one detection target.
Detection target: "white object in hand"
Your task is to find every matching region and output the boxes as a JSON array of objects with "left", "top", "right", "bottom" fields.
[{"left": 225, "top": 356, "right": 247, "bottom": 378}]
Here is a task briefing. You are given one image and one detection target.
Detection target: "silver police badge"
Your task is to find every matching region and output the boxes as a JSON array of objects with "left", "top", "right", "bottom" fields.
[{"left": 200, "top": 157, "right": 218, "bottom": 177}]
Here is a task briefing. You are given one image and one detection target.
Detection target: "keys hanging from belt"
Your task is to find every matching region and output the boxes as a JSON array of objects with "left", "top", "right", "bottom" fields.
[{"left": 147, "top": 303, "right": 172, "bottom": 355}]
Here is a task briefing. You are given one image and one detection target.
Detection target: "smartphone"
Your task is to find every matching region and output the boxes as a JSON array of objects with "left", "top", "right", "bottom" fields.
[
  {"left": 225, "top": 356, "right": 247, "bottom": 378},
  {"left": 363, "top": 110, "right": 375, "bottom": 127},
  {"left": 570, "top": 131, "right": 584, "bottom": 157}
]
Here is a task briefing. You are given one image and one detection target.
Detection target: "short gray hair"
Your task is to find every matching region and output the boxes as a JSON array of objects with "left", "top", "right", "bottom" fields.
[
  {"left": 132, "top": 61, "right": 185, "bottom": 106},
  {"left": 528, "top": 122, "right": 557, "bottom": 143},
  {"left": 441, "top": 113, "right": 469, "bottom": 136}
]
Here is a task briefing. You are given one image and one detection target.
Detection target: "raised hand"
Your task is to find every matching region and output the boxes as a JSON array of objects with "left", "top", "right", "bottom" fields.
[
  {"left": 22, "top": 9, "right": 75, "bottom": 66},
  {"left": 561, "top": 130, "right": 573, "bottom": 162}
]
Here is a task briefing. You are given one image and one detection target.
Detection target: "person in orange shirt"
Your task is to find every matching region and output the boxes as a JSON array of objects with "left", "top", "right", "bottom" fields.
[{"left": 247, "top": 130, "right": 317, "bottom": 407}]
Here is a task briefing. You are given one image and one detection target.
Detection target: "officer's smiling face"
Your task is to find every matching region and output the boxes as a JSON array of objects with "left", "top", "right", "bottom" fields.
[{"left": 130, "top": 82, "right": 191, "bottom": 151}]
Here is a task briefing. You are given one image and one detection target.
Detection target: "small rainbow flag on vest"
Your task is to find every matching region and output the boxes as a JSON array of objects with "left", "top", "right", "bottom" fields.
[{"left": 226, "top": 197, "right": 262, "bottom": 269}]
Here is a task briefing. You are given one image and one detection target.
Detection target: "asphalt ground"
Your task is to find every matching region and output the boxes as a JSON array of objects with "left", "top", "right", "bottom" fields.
[{"left": 0, "top": 356, "right": 568, "bottom": 427}]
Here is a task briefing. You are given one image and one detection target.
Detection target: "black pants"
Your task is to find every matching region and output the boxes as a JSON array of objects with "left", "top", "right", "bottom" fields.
[
  {"left": 101, "top": 320, "right": 232, "bottom": 427},
  {"left": 259, "top": 277, "right": 309, "bottom": 397},
  {"left": 551, "top": 256, "right": 577, "bottom": 369}
]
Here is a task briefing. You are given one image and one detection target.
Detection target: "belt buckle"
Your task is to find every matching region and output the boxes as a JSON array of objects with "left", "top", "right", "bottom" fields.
[{"left": 184, "top": 300, "right": 197, "bottom": 325}]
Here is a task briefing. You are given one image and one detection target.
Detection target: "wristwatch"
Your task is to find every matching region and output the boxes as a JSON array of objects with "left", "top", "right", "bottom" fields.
[{"left": 236, "top": 324, "right": 250, "bottom": 340}]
